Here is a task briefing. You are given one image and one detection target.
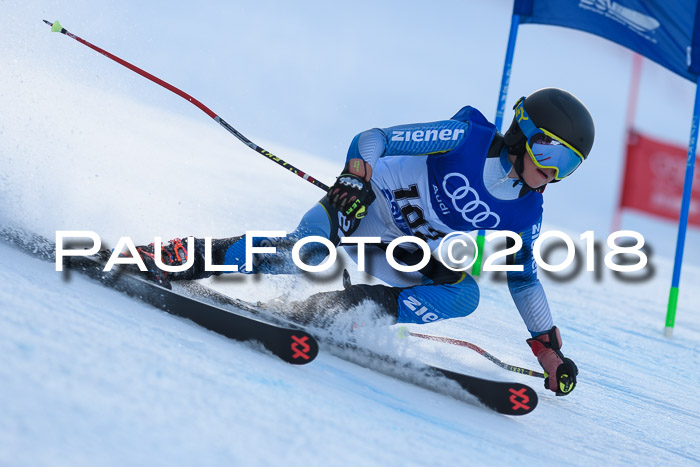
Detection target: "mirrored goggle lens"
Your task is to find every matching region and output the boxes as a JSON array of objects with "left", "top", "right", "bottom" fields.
[{"left": 528, "top": 136, "right": 583, "bottom": 180}]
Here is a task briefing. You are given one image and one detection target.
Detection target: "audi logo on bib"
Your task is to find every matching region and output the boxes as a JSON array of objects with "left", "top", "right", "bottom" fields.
[{"left": 442, "top": 172, "right": 500, "bottom": 229}]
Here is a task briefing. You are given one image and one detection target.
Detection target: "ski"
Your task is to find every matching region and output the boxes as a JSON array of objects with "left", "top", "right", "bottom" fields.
[
  {"left": 329, "top": 344, "right": 538, "bottom": 416},
  {"left": 0, "top": 228, "right": 318, "bottom": 365},
  {"left": 174, "top": 285, "right": 538, "bottom": 415},
  {"left": 430, "top": 367, "right": 537, "bottom": 415},
  {"left": 2, "top": 227, "right": 536, "bottom": 413}
]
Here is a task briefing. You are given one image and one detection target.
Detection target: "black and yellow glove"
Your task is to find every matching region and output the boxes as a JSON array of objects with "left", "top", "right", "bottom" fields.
[{"left": 327, "top": 158, "right": 375, "bottom": 219}]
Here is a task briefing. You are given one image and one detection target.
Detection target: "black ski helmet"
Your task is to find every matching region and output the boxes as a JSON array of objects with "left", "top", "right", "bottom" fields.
[{"left": 504, "top": 88, "right": 595, "bottom": 183}]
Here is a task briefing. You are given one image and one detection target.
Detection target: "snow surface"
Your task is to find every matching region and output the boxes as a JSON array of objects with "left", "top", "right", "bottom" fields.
[{"left": 1, "top": 1, "right": 700, "bottom": 466}]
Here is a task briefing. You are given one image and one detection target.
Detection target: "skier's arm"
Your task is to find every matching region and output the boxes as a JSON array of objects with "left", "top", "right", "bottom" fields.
[
  {"left": 506, "top": 219, "right": 554, "bottom": 336},
  {"left": 346, "top": 120, "right": 470, "bottom": 167},
  {"left": 330, "top": 119, "right": 468, "bottom": 218},
  {"left": 507, "top": 221, "right": 578, "bottom": 396}
]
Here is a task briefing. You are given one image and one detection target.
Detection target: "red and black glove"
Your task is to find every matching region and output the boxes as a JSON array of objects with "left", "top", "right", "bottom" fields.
[
  {"left": 526, "top": 326, "right": 578, "bottom": 396},
  {"left": 327, "top": 158, "right": 375, "bottom": 219}
]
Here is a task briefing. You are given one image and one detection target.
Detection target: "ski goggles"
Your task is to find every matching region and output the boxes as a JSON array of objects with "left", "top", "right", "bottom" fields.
[{"left": 513, "top": 97, "right": 585, "bottom": 180}]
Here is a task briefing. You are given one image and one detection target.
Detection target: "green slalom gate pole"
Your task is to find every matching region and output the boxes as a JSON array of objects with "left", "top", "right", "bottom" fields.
[
  {"left": 664, "top": 79, "right": 700, "bottom": 338},
  {"left": 470, "top": 233, "right": 486, "bottom": 276},
  {"left": 471, "top": 13, "right": 521, "bottom": 277},
  {"left": 665, "top": 287, "right": 679, "bottom": 334}
]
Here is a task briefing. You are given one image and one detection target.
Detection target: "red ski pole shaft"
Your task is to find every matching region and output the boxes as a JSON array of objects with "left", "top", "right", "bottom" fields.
[
  {"left": 406, "top": 330, "right": 545, "bottom": 378},
  {"left": 43, "top": 20, "right": 330, "bottom": 192}
]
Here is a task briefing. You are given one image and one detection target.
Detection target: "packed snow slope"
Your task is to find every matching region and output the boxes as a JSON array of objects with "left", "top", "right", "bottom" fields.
[
  {"left": 2, "top": 238, "right": 699, "bottom": 467},
  {"left": 1, "top": 1, "right": 700, "bottom": 466},
  {"left": 1, "top": 74, "right": 699, "bottom": 466}
]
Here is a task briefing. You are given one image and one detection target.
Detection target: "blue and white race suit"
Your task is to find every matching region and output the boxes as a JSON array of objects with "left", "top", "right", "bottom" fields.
[{"left": 225, "top": 106, "right": 554, "bottom": 336}]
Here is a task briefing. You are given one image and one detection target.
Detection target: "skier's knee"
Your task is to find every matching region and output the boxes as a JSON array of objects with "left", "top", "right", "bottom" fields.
[
  {"left": 451, "top": 274, "right": 480, "bottom": 315},
  {"left": 396, "top": 276, "right": 480, "bottom": 324}
]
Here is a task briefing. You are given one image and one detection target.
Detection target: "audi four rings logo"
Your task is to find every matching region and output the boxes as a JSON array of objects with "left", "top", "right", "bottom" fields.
[{"left": 442, "top": 172, "right": 500, "bottom": 229}]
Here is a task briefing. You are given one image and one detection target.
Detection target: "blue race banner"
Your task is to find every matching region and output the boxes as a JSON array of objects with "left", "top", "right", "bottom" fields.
[{"left": 514, "top": 0, "right": 700, "bottom": 82}]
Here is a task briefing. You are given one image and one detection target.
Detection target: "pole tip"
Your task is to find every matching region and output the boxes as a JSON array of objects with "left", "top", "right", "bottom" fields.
[
  {"left": 44, "top": 20, "right": 63, "bottom": 32},
  {"left": 663, "top": 326, "right": 674, "bottom": 338},
  {"left": 397, "top": 326, "right": 409, "bottom": 339}
]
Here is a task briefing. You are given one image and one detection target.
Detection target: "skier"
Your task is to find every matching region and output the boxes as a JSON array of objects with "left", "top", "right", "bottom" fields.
[{"left": 132, "top": 88, "right": 593, "bottom": 396}]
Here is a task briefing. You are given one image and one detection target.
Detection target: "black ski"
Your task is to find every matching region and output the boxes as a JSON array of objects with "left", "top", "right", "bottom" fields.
[
  {"left": 432, "top": 367, "right": 537, "bottom": 415},
  {"left": 0, "top": 228, "right": 318, "bottom": 365},
  {"left": 2, "top": 227, "right": 536, "bottom": 413},
  {"left": 176, "top": 285, "right": 538, "bottom": 415}
]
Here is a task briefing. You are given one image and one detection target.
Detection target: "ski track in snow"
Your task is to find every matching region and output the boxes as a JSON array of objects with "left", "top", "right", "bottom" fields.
[
  {"left": 2, "top": 2, "right": 700, "bottom": 465},
  {"left": 2, "top": 226, "right": 699, "bottom": 466}
]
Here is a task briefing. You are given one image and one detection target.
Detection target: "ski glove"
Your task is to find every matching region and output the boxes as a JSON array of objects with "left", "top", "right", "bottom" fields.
[
  {"left": 526, "top": 326, "right": 578, "bottom": 396},
  {"left": 327, "top": 158, "right": 375, "bottom": 219}
]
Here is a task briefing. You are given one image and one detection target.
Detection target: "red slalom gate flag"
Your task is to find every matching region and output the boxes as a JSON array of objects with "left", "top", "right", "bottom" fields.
[{"left": 620, "top": 130, "right": 700, "bottom": 226}]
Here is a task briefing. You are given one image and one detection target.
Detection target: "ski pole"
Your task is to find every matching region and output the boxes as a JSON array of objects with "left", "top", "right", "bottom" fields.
[
  {"left": 400, "top": 328, "right": 545, "bottom": 378},
  {"left": 43, "top": 20, "right": 330, "bottom": 192}
]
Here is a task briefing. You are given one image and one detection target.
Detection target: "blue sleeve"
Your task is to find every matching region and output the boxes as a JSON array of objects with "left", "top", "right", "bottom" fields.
[
  {"left": 506, "top": 218, "right": 554, "bottom": 336},
  {"left": 346, "top": 119, "right": 470, "bottom": 167}
]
